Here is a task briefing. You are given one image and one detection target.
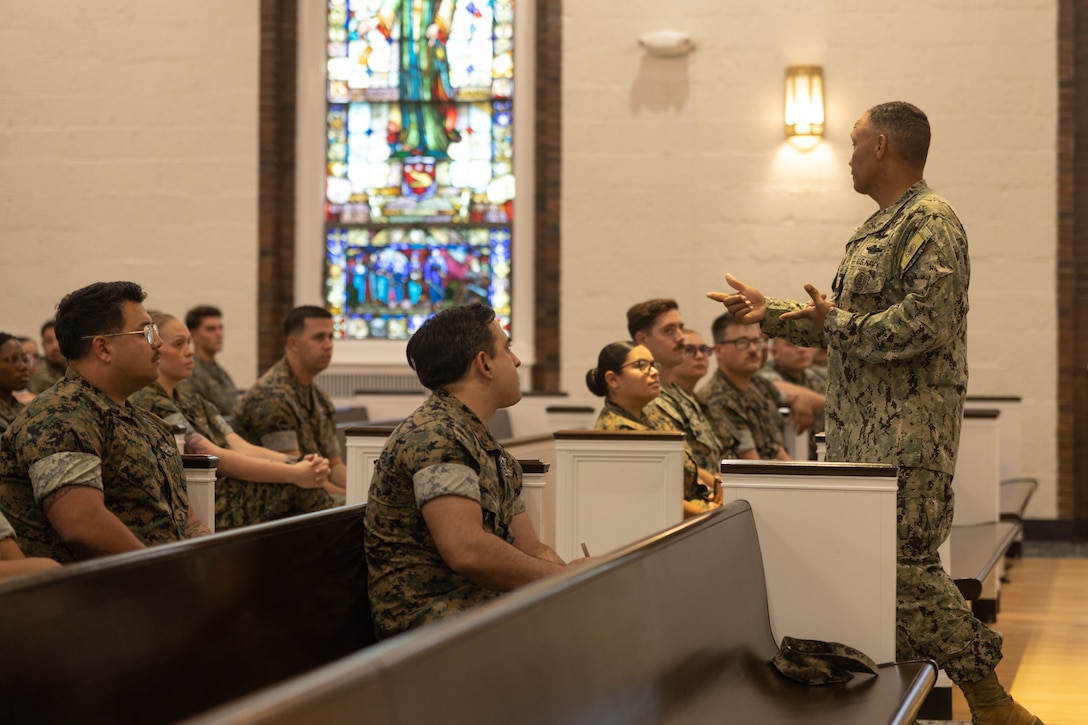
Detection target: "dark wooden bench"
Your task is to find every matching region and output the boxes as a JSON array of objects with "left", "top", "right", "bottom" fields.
[
  {"left": 189, "top": 500, "right": 935, "bottom": 725},
  {"left": 0, "top": 504, "right": 372, "bottom": 725},
  {"left": 950, "top": 520, "right": 1020, "bottom": 622},
  {"left": 1000, "top": 476, "right": 1039, "bottom": 559},
  {"left": 964, "top": 396, "right": 1038, "bottom": 559}
]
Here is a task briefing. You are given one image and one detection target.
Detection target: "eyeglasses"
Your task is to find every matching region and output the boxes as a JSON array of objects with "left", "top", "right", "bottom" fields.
[
  {"left": 715, "top": 337, "right": 767, "bottom": 351},
  {"left": 681, "top": 344, "right": 713, "bottom": 358},
  {"left": 0, "top": 354, "right": 31, "bottom": 366},
  {"left": 621, "top": 359, "right": 661, "bottom": 374},
  {"left": 81, "top": 322, "right": 159, "bottom": 345}
]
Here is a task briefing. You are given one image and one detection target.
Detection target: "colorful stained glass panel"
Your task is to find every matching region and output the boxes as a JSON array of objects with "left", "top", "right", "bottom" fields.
[{"left": 324, "top": 0, "right": 515, "bottom": 339}]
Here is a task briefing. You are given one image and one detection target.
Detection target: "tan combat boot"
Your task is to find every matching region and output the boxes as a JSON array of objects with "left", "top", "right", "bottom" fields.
[{"left": 959, "top": 671, "right": 1043, "bottom": 725}]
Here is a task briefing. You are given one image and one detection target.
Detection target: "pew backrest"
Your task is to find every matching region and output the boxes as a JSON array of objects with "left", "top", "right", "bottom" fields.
[
  {"left": 952, "top": 408, "right": 1001, "bottom": 526},
  {"left": 720, "top": 459, "right": 899, "bottom": 662},
  {"left": 188, "top": 500, "right": 935, "bottom": 725},
  {"left": 965, "top": 396, "right": 1022, "bottom": 483},
  {"left": 553, "top": 429, "right": 685, "bottom": 561},
  {"left": 344, "top": 425, "right": 398, "bottom": 504},
  {"left": 183, "top": 453, "right": 219, "bottom": 532},
  {"left": 0, "top": 504, "right": 373, "bottom": 725}
]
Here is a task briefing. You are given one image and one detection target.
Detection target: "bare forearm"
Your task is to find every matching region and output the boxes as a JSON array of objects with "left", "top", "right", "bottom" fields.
[
  {"left": 228, "top": 434, "right": 289, "bottom": 462},
  {"left": 519, "top": 539, "right": 565, "bottom": 565},
  {"left": 198, "top": 439, "right": 321, "bottom": 487},
  {"left": 449, "top": 535, "right": 566, "bottom": 591},
  {"left": 0, "top": 538, "right": 25, "bottom": 560},
  {"left": 45, "top": 487, "right": 146, "bottom": 559},
  {"left": 330, "top": 459, "right": 347, "bottom": 487},
  {"left": 185, "top": 505, "right": 212, "bottom": 537},
  {"left": 221, "top": 451, "right": 314, "bottom": 485},
  {"left": 59, "top": 510, "right": 145, "bottom": 558},
  {"left": 0, "top": 558, "right": 61, "bottom": 579}
]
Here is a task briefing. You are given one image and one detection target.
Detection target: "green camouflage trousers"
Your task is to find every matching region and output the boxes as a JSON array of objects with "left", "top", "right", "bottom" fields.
[{"left": 896, "top": 467, "right": 1003, "bottom": 683}]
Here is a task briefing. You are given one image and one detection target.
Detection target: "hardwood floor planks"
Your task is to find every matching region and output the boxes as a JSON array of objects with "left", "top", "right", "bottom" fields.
[{"left": 950, "top": 557, "right": 1088, "bottom": 724}]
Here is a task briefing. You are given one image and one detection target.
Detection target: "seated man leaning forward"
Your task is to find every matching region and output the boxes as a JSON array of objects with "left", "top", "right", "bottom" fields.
[
  {"left": 364, "top": 303, "right": 568, "bottom": 640},
  {"left": 0, "top": 281, "right": 210, "bottom": 562},
  {"left": 231, "top": 305, "right": 346, "bottom": 502}
]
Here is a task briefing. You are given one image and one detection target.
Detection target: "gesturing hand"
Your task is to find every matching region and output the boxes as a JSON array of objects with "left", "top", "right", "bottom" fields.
[
  {"left": 706, "top": 273, "right": 767, "bottom": 324},
  {"left": 780, "top": 284, "right": 835, "bottom": 329}
]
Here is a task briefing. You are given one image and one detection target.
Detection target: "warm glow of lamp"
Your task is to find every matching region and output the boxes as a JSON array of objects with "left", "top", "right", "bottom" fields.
[{"left": 785, "top": 66, "right": 824, "bottom": 151}]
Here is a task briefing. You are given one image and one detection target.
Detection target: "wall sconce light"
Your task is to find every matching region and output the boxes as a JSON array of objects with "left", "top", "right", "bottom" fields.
[
  {"left": 638, "top": 29, "right": 696, "bottom": 58},
  {"left": 785, "top": 66, "right": 824, "bottom": 150}
]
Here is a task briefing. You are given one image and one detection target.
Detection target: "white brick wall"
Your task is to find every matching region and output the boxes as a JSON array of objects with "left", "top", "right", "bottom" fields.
[
  {"left": 0, "top": 0, "right": 260, "bottom": 386},
  {"left": 561, "top": 0, "right": 1058, "bottom": 517},
  {"left": 0, "top": 0, "right": 1060, "bottom": 517}
]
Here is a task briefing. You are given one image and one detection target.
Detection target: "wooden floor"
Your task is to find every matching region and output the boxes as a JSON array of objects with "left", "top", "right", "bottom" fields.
[{"left": 949, "top": 556, "right": 1088, "bottom": 724}]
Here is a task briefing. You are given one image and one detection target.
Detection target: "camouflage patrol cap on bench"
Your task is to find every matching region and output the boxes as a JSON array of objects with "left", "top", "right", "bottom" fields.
[{"left": 771, "top": 635, "right": 879, "bottom": 685}]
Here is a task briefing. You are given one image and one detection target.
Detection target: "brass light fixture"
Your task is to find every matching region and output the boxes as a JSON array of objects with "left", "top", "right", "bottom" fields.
[{"left": 785, "top": 66, "right": 824, "bottom": 150}]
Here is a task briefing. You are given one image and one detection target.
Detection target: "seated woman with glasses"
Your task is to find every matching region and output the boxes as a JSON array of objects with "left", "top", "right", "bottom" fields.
[
  {"left": 586, "top": 341, "right": 720, "bottom": 518},
  {"left": 130, "top": 312, "right": 333, "bottom": 530},
  {"left": 0, "top": 332, "right": 32, "bottom": 435}
]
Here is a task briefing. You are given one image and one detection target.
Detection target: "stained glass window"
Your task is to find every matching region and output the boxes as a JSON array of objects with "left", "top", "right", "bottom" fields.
[{"left": 324, "top": 0, "right": 514, "bottom": 340}]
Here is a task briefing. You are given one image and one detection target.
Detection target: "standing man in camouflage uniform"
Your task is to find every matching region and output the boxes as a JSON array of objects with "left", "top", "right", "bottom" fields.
[
  {"left": 364, "top": 303, "right": 567, "bottom": 640},
  {"left": 178, "top": 304, "right": 240, "bottom": 416},
  {"left": 710, "top": 102, "right": 1040, "bottom": 725},
  {"left": 27, "top": 320, "right": 66, "bottom": 394},
  {"left": 232, "top": 306, "right": 345, "bottom": 517},
  {"left": 0, "top": 281, "right": 210, "bottom": 563}
]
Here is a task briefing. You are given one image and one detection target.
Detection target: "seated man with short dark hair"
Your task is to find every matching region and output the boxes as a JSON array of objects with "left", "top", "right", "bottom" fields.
[
  {"left": 364, "top": 303, "right": 568, "bottom": 640},
  {"left": 0, "top": 281, "right": 210, "bottom": 562},
  {"left": 231, "top": 305, "right": 346, "bottom": 517},
  {"left": 698, "top": 311, "right": 791, "bottom": 460},
  {"left": 177, "top": 304, "right": 241, "bottom": 416}
]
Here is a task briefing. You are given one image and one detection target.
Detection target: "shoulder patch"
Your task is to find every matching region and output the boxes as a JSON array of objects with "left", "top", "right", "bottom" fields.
[{"left": 900, "top": 228, "right": 931, "bottom": 272}]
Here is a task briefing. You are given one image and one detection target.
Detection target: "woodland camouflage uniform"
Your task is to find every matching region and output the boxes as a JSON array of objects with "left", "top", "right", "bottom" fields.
[
  {"left": 177, "top": 356, "right": 239, "bottom": 416},
  {"left": 132, "top": 381, "right": 329, "bottom": 530},
  {"left": 0, "top": 370, "right": 189, "bottom": 562},
  {"left": 760, "top": 180, "right": 1000, "bottom": 682},
  {"left": 697, "top": 369, "right": 784, "bottom": 460},
  {"left": 364, "top": 390, "right": 522, "bottom": 639},
  {"left": 230, "top": 358, "right": 337, "bottom": 522}
]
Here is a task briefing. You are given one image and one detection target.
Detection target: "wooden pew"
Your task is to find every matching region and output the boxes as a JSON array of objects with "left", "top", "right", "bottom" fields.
[
  {"left": 0, "top": 505, "right": 373, "bottom": 725},
  {"left": 187, "top": 500, "right": 936, "bottom": 725},
  {"left": 949, "top": 408, "right": 1019, "bottom": 623},
  {"left": 552, "top": 429, "right": 685, "bottom": 562},
  {"left": 344, "top": 424, "right": 398, "bottom": 504},
  {"left": 965, "top": 395, "right": 1037, "bottom": 559},
  {"left": 518, "top": 459, "right": 552, "bottom": 551},
  {"left": 182, "top": 453, "right": 219, "bottom": 532},
  {"left": 719, "top": 460, "right": 899, "bottom": 663}
]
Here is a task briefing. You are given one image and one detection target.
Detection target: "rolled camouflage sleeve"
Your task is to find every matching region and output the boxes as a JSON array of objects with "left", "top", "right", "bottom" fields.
[
  {"left": 247, "top": 394, "right": 303, "bottom": 452},
  {"left": 412, "top": 463, "right": 482, "bottom": 507},
  {"left": 29, "top": 452, "right": 104, "bottom": 503}
]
